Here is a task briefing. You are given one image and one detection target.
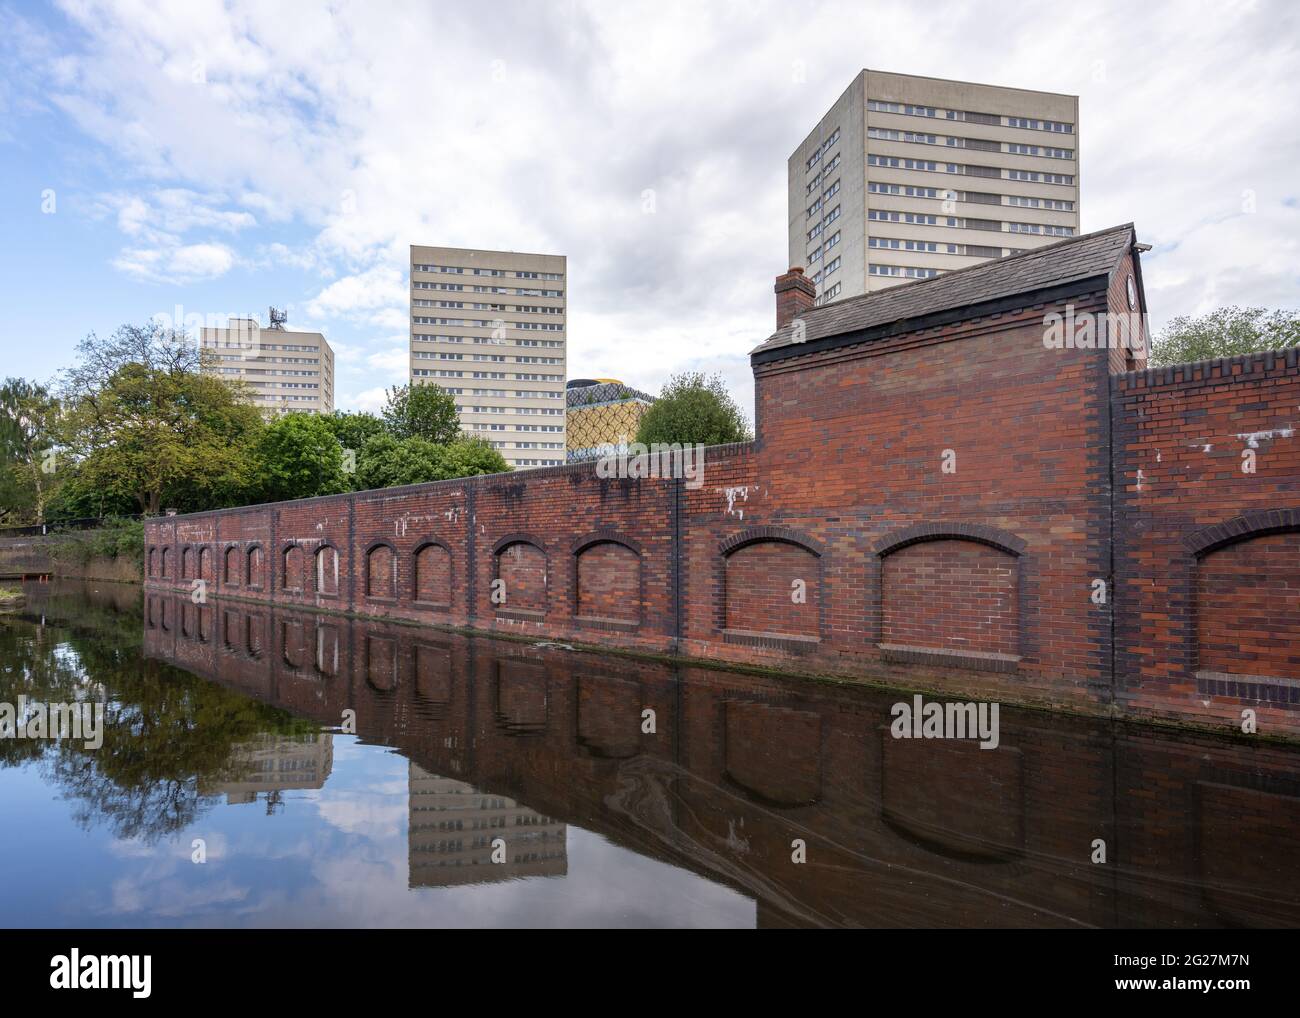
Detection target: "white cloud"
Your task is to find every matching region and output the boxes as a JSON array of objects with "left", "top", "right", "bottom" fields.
[
  {"left": 94, "top": 188, "right": 253, "bottom": 283},
  {"left": 366, "top": 343, "right": 410, "bottom": 374},
  {"left": 5, "top": 0, "right": 1298, "bottom": 406},
  {"left": 305, "top": 265, "right": 407, "bottom": 321},
  {"left": 348, "top": 385, "right": 391, "bottom": 413},
  {"left": 113, "top": 240, "right": 236, "bottom": 284}
]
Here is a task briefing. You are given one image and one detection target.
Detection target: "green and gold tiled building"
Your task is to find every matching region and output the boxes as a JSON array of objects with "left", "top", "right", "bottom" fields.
[{"left": 565, "top": 379, "right": 656, "bottom": 463}]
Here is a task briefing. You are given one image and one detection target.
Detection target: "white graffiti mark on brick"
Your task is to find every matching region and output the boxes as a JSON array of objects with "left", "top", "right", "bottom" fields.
[
  {"left": 723, "top": 486, "right": 751, "bottom": 519},
  {"left": 1235, "top": 426, "right": 1294, "bottom": 448}
]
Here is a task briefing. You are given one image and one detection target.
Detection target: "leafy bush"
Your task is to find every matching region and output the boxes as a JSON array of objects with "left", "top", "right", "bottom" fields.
[{"left": 49, "top": 517, "right": 145, "bottom": 566}]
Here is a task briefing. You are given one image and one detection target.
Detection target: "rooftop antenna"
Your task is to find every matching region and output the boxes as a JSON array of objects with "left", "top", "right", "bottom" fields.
[{"left": 268, "top": 306, "right": 288, "bottom": 331}]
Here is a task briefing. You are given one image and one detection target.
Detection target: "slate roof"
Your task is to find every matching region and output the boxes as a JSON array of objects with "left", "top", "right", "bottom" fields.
[{"left": 752, "top": 222, "right": 1137, "bottom": 359}]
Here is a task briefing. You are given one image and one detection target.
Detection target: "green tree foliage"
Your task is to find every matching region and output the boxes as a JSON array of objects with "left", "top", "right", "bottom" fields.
[
  {"left": 48, "top": 518, "right": 145, "bottom": 567},
  {"left": 437, "top": 435, "right": 510, "bottom": 478},
  {"left": 43, "top": 471, "right": 137, "bottom": 523},
  {"left": 355, "top": 433, "right": 508, "bottom": 490},
  {"left": 1149, "top": 307, "right": 1300, "bottom": 367},
  {"left": 635, "top": 371, "right": 751, "bottom": 447},
  {"left": 320, "top": 410, "right": 385, "bottom": 455},
  {"left": 0, "top": 378, "right": 60, "bottom": 525},
  {"left": 58, "top": 323, "right": 263, "bottom": 514},
  {"left": 253, "top": 412, "right": 347, "bottom": 503},
  {"left": 381, "top": 382, "right": 461, "bottom": 443},
  {"left": 19, "top": 324, "right": 514, "bottom": 521}
]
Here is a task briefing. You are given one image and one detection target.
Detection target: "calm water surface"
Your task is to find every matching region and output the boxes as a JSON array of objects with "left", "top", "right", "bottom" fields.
[{"left": 0, "top": 579, "right": 1296, "bottom": 928}]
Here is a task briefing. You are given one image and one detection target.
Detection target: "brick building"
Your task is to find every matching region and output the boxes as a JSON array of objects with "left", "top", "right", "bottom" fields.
[{"left": 145, "top": 223, "right": 1300, "bottom": 738}]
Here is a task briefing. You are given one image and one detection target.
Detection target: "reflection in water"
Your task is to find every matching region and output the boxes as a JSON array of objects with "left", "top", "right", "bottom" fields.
[
  {"left": 1, "top": 579, "right": 1298, "bottom": 928},
  {"left": 201, "top": 733, "right": 334, "bottom": 810},
  {"left": 408, "top": 764, "right": 567, "bottom": 887}
]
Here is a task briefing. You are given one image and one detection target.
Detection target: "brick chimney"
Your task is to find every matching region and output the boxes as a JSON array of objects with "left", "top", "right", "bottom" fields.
[{"left": 774, "top": 267, "right": 815, "bottom": 330}]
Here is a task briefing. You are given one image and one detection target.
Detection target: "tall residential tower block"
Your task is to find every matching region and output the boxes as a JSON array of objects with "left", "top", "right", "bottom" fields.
[
  {"left": 789, "top": 69, "right": 1080, "bottom": 302},
  {"left": 199, "top": 316, "right": 335, "bottom": 417},
  {"left": 409, "top": 245, "right": 567, "bottom": 470}
]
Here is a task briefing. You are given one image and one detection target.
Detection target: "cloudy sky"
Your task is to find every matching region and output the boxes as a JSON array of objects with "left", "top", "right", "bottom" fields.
[{"left": 1, "top": 0, "right": 1296, "bottom": 415}]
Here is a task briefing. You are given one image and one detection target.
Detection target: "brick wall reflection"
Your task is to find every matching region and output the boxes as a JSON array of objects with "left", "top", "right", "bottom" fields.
[{"left": 144, "top": 591, "right": 1300, "bottom": 929}]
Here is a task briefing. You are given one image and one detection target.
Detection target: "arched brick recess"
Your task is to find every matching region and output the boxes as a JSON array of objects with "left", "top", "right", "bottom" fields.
[
  {"left": 721, "top": 532, "right": 822, "bottom": 641},
  {"left": 245, "top": 545, "right": 264, "bottom": 588},
  {"left": 315, "top": 545, "right": 340, "bottom": 596},
  {"left": 224, "top": 546, "right": 241, "bottom": 586},
  {"left": 282, "top": 544, "right": 306, "bottom": 591},
  {"left": 719, "top": 526, "right": 826, "bottom": 558},
  {"left": 574, "top": 538, "right": 641, "bottom": 625},
  {"left": 365, "top": 542, "right": 397, "bottom": 600},
  {"left": 413, "top": 541, "right": 452, "bottom": 607},
  {"left": 879, "top": 538, "right": 1020, "bottom": 661},
  {"left": 180, "top": 545, "right": 193, "bottom": 580},
  {"left": 494, "top": 537, "right": 547, "bottom": 616},
  {"left": 198, "top": 546, "right": 213, "bottom": 584},
  {"left": 160, "top": 546, "right": 170, "bottom": 579},
  {"left": 1196, "top": 529, "right": 1300, "bottom": 680},
  {"left": 873, "top": 524, "right": 1025, "bottom": 669}
]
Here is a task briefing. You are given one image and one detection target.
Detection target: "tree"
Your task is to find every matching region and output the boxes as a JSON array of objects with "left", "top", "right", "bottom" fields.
[
  {"left": 320, "top": 410, "right": 385, "bottom": 455},
  {"left": 381, "top": 382, "right": 461, "bottom": 443},
  {"left": 635, "top": 372, "right": 751, "bottom": 447},
  {"left": 354, "top": 434, "right": 445, "bottom": 490},
  {"left": 57, "top": 323, "right": 263, "bottom": 515},
  {"left": 1149, "top": 307, "right": 1300, "bottom": 367},
  {"left": 0, "top": 378, "right": 60, "bottom": 524},
  {"left": 437, "top": 435, "right": 510, "bottom": 478},
  {"left": 43, "top": 470, "right": 137, "bottom": 523},
  {"left": 252, "top": 412, "right": 347, "bottom": 503},
  {"left": 354, "top": 433, "right": 509, "bottom": 490}
]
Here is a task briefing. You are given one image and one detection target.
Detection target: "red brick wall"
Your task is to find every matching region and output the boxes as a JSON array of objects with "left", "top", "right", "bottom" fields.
[
  {"left": 881, "top": 539, "right": 1018, "bottom": 656},
  {"left": 497, "top": 541, "right": 547, "bottom": 614},
  {"left": 1112, "top": 348, "right": 1300, "bottom": 731},
  {"left": 142, "top": 273, "right": 1300, "bottom": 736},
  {"left": 1197, "top": 533, "right": 1300, "bottom": 679},
  {"left": 575, "top": 542, "right": 640, "bottom": 623},
  {"left": 365, "top": 544, "right": 396, "bottom": 599},
  {"left": 740, "top": 292, "right": 1112, "bottom": 702},
  {"left": 723, "top": 540, "right": 820, "bottom": 638},
  {"left": 414, "top": 543, "right": 451, "bottom": 606}
]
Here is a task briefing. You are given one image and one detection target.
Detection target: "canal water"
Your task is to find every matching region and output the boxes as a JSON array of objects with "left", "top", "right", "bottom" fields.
[{"left": 0, "top": 579, "right": 1296, "bottom": 928}]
